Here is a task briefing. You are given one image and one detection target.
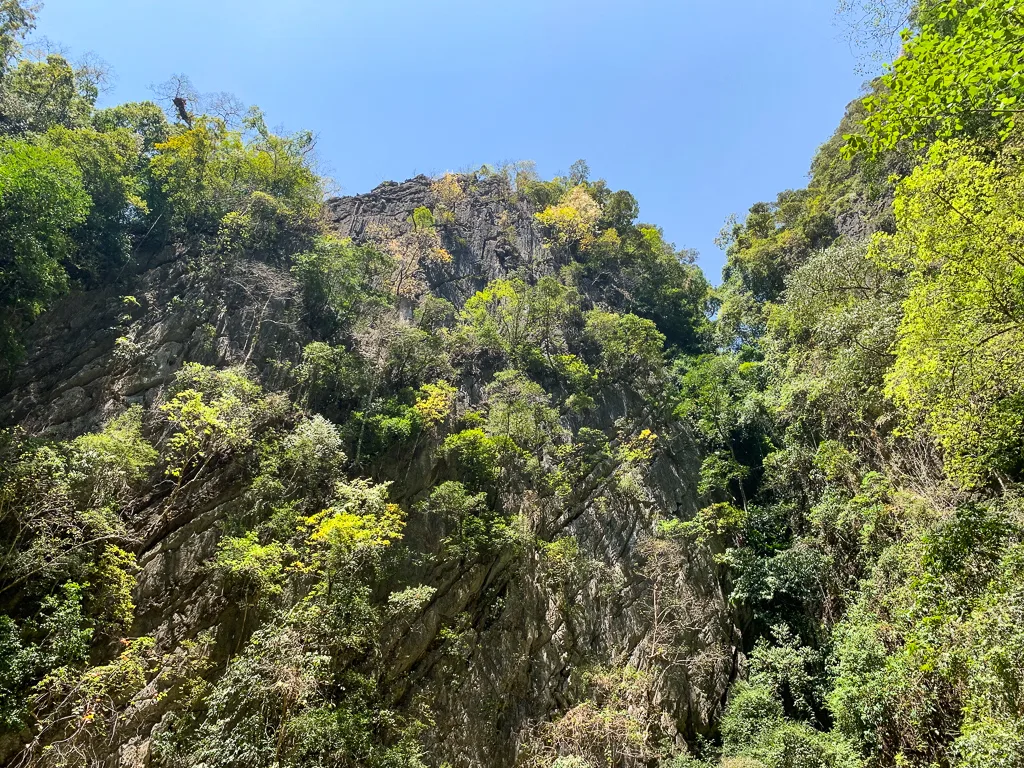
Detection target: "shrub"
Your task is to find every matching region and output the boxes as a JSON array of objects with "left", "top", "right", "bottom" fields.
[
  {"left": 214, "top": 531, "right": 285, "bottom": 604},
  {"left": 440, "top": 429, "right": 500, "bottom": 492},
  {"left": 534, "top": 185, "right": 601, "bottom": 251},
  {"left": 0, "top": 138, "right": 90, "bottom": 373}
]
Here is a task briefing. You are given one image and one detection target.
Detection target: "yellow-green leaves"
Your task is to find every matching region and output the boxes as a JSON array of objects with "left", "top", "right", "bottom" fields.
[
  {"left": 69, "top": 405, "right": 157, "bottom": 508},
  {"left": 846, "top": 0, "right": 1024, "bottom": 157},
  {"left": 160, "top": 364, "right": 276, "bottom": 480},
  {"left": 429, "top": 172, "right": 465, "bottom": 223},
  {"left": 534, "top": 184, "right": 601, "bottom": 251},
  {"left": 150, "top": 110, "right": 323, "bottom": 248},
  {"left": 413, "top": 381, "right": 456, "bottom": 427},
  {"left": 876, "top": 141, "right": 1024, "bottom": 484},
  {"left": 301, "top": 478, "right": 405, "bottom": 574},
  {"left": 214, "top": 531, "right": 285, "bottom": 601}
]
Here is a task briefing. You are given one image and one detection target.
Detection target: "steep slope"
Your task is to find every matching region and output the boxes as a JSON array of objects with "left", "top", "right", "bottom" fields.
[{"left": 0, "top": 172, "right": 737, "bottom": 768}]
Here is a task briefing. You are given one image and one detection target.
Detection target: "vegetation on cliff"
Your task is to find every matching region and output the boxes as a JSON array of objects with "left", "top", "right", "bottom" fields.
[{"left": 2, "top": 0, "right": 1024, "bottom": 767}]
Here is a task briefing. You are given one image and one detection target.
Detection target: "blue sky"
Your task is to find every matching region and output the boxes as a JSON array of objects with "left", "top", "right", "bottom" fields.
[{"left": 37, "top": 0, "right": 878, "bottom": 282}]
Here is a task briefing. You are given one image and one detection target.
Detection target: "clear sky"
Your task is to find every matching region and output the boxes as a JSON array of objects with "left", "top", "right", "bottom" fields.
[{"left": 35, "top": 0, "right": 876, "bottom": 283}]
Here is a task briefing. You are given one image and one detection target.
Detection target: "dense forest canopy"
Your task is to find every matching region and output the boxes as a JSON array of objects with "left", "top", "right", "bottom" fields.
[{"left": 2, "top": 0, "right": 1024, "bottom": 767}]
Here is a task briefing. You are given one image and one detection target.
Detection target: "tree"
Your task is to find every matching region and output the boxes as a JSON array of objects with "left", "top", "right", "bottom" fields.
[
  {"left": 42, "top": 126, "right": 149, "bottom": 280},
  {"left": 535, "top": 185, "right": 601, "bottom": 251},
  {"left": 0, "top": 139, "right": 90, "bottom": 375},
  {"left": 846, "top": 0, "right": 1024, "bottom": 156},
  {"left": 0, "top": 54, "right": 98, "bottom": 134},
  {"left": 292, "top": 235, "right": 390, "bottom": 338},
  {"left": 875, "top": 140, "right": 1024, "bottom": 485},
  {"left": 459, "top": 275, "right": 577, "bottom": 365},
  {"left": 0, "top": 0, "right": 34, "bottom": 78},
  {"left": 584, "top": 309, "right": 666, "bottom": 387},
  {"left": 92, "top": 100, "right": 170, "bottom": 152},
  {"left": 149, "top": 109, "right": 323, "bottom": 249}
]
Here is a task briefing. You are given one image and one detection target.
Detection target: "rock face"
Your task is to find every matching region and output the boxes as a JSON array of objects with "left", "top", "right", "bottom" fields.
[
  {"left": 1, "top": 174, "right": 554, "bottom": 437},
  {"left": 0, "top": 175, "right": 741, "bottom": 768},
  {"left": 327, "top": 174, "right": 554, "bottom": 305},
  {"left": 0, "top": 250, "right": 308, "bottom": 440},
  {"left": 376, "top": 383, "right": 738, "bottom": 765}
]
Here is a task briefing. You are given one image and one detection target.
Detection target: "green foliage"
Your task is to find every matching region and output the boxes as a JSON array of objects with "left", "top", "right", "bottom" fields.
[
  {"left": 440, "top": 428, "right": 500, "bottom": 493},
  {"left": 458, "top": 275, "right": 578, "bottom": 365},
  {"left": 584, "top": 309, "right": 666, "bottom": 387},
  {"left": 36, "top": 581, "right": 94, "bottom": 668},
  {"left": 413, "top": 380, "right": 457, "bottom": 427},
  {"left": 599, "top": 189, "right": 639, "bottom": 233},
  {"left": 579, "top": 215, "right": 712, "bottom": 353},
  {"left": 301, "top": 477, "right": 405, "bottom": 577},
  {"left": 380, "top": 323, "right": 454, "bottom": 391},
  {"left": 172, "top": 624, "right": 424, "bottom": 768},
  {"left": 292, "top": 236, "right": 391, "bottom": 338},
  {"left": 71, "top": 404, "right": 159, "bottom": 505},
  {"left": 714, "top": 188, "right": 842, "bottom": 352},
  {"left": 214, "top": 531, "right": 285, "bottom": 604},
  {"left": 539, "top": 535, "right": 592, "bottom": 590},
  {"left": 0, "top": 615, "right": 30, "bottom": 728},
  {"left": 161, "top": 363, "right": 278, "bottom": 480},
  {"left": 767, "top": 239, "right": 904, "bottom": 449},
  {"left": 484, "top": 369, "right": 560, "bottom": 457},
  {"left": 720, "top": 683, "right": 862, "bottom": 768},
  {"left": 91, "top": 545, "right": 139, "bottom": 636},
  {"left": 419, "top": 480, "right": 509, "bottom": 558},
  {"left": 550, "top": 426, "right": 612, "bottom": 499},
  {"left": 150, "top": 110, "right": 322, "bottom": 250},
  {"left": 144, "top": 469, "right": 419, "bottom": 768},
  {"left": 0, "top": 137, "right": 90, "bottom": 372},
  {"left": 0, "top": 53, "right": 98, "bottom": 134},
  {"left": 296, "top": 341, "right": 367, "bottom": 415},
  {"left": 876, "top": 140, "right": 1024, "bottom": 484},
  {"left": 0, "top": 406, "right": 154, "bottom": 598},
  {"left": 676, "top": 354, "right": 769, "bottom": 513},
  {"left": 348, "top": 398, "right": 422, "bottom": 461},
  {"left": 9, "top": 5, "right": 1024, "bottom": 765},
  {"left": 0, "top": 0, "right": 34, "bottom": 78},
  {"left": 28, "top": 635, "right": 157, "bottom": 766},
  {"left": 821, "top": 501, "right": 1024, "bottom": 766},
  {"left": 411, "top": 205, "right": 435, "bottom": 231},
  {"left": 42, "top": 125, "right": 149, "bottom": 279},
  {"left": 0, "top": 402, "right": 157, "bottom": 732},
  {"left": 847, "top": 0, "right": 1024, "bottom": 156},
  {"left": 747, "top": 625, "right": 823, "bottom": 723},
  {"left": 387, "top": 584, "right": 437, "bottom": 619},
  {"left": 0, "top": 581, "right": 96, "bottom": 731},
  {"left": 286, "top": 413, "right": 347, "bottom": 476},
  {"left": 91, "top": 100, "right": 170, "bottom": 151}
]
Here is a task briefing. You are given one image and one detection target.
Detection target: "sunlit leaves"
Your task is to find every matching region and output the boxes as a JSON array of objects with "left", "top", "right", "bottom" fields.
[
  {"left": 846, "top": 0, "right": 1024, "bottom": 156},
  {"left": 875, "top": 141, "right": 1024, "bottom": 484}
]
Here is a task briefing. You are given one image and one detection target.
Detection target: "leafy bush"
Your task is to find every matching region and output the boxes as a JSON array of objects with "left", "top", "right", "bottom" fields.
[
  {"left": 535, "top": 185, "right": 601, "bottom": 251},
  {"left": 161, "top": 363, "right": 279, "bottom": 480},
  {"left": 584, "top": 310, "right": 665, "bottom": 386},
  {"left": 440, "top": 429, "right": 500, "bottom": 493},
  {"left": 214, "top": 531, "right": 285, "bottom": 605},
  {"left": 720, "top": 683, "right": 861, "bottom": 768},
  {"left": 0, "top": 138, "right": 90, "bottom": 372}
]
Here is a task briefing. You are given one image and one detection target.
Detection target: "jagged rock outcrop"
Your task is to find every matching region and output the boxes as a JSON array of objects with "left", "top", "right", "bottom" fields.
[
  {"left": 0, "top": 175, "right": 741, "bottom": 768},
  {"left": 327, "top": 175, "right": 552, "bottom": 306},
  {"left": 0, "top": 250, "right": 307, "bottom": 439}
]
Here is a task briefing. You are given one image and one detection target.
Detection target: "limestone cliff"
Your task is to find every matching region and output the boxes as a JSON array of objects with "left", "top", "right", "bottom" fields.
[{"left": 0, "top": 173, "right": 740, "bottom": 768}]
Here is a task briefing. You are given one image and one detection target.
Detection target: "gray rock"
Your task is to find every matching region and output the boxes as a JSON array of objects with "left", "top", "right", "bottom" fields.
[{"left": 0, "top": 174, "right": 740, "bottom": 768}]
